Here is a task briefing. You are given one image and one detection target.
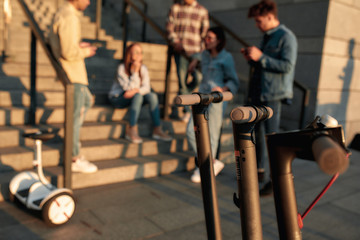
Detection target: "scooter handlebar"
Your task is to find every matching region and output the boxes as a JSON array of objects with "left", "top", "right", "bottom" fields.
[
  {"left": 312, "top": 135, "right": 349, "bottom": 175},
  {"left": 175, "top": 91, "right": 233, "bottom": 106},
  {"left": 230, "top": 106, "right": 273, "bottom": 124}
]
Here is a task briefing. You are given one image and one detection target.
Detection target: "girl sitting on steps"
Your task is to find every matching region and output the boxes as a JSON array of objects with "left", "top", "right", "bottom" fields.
[{"left": 108, "top": 43, "right": 172, "bottom": 143}]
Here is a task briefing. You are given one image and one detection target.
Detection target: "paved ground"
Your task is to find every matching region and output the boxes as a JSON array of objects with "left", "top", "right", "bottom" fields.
[{"left": 0, "top": 149, "right": 359, "bottom": 240}]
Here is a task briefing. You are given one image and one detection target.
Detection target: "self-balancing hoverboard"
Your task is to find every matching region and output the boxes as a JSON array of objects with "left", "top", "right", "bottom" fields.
[
  {"left": 9, "top": 130, "right": 76, "bottom": 226},
  {"left": 230, "top": 106, "right": 349, "bottom": 240}
]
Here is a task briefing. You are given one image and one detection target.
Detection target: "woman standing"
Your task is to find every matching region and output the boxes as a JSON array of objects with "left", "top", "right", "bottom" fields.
[
  {"left": 109, "top": 43, "right": 172, "bottom": 143},
  {"left": 187, "top": 27, "right": 240, "bottom": 183}
]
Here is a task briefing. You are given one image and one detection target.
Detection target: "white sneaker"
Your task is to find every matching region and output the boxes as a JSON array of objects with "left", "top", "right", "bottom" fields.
[
  {"left": 181, "top": 112, "right": 191, "bottom": 123},
  {"left": 72, "top": 156, "right": 98, "bottom": 173},
  {"left": 191, "top": 168, "right": 201, "bottom": 183},
  {"left": 190, "top": 160, "right": 224, "bottom": 183},
  {"left": 214, "top": 159, "right": 225, "bottom": 176}
]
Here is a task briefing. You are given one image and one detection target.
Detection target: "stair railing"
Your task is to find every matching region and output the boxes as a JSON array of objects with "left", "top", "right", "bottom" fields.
[{"left": 17, "top": 0, "right": 74, "bottom": 189}]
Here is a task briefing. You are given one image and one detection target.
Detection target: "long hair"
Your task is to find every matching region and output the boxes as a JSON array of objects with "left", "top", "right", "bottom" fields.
[
  {"left": 124, "top": 43, "right": 143, "bottom": 77},
  {"left": 208, "top": 26, "right": 226, "bottom": 53}
]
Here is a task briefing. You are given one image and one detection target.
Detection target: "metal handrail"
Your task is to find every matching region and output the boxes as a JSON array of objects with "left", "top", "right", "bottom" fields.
[
  {"left": 209, "top": 14, "right": 250, "bottom": 48},
  {"left": 17, "top": 0, "right": 74, "bottom": 189},
  {"left": 122, "top": 0, "right": 167, "bottom": 57}
]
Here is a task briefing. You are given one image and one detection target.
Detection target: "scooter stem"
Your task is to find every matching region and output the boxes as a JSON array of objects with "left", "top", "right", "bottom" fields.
[
  {"left": 35, "top": 139, "right": 50, "bottom": 185},
  {"left": 192, "top": 103, "right": 222, "bottom": 240}
]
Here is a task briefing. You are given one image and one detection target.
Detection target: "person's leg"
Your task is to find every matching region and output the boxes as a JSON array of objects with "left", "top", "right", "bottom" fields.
[
  {"left": 207, "top": 102, "right": 223, "bottom": 159},
  {"left": 186, "top": 103, "right": 223, "bottom": 156},
  {"left": 175, "top": 54, "right": 191, "bottom": 113},
  {"left": 109, "top": 94, "right": 132, "bottom": 109},
  {"left": 81, "top": 86, "right": 93, "bottom": 124},
  {"left": 255, "top": 121, "right": 267, "bottom": 180},
  {"left": 71, "top": 84, "right": 98, "bottom": 173},
  {"left": 259, "top": 100, "right": 282, "bottom": 195},
  {"left": 264, "top": 100, "right": 282, "bottom": 134},
  {"left": 129, "top": 93, "right": 144, "bottom": 127},
  {"left": 143, "top": 92, "right": 160, "bottom": 127},
  {"left": 144, "top": 92, "right": 173, "bottom": 141},
  {"left": 72, "top": 84, "right": 87, "bottom": 158},
  {"left": 186, "top": 114, "right": 197, "bottom": 154}
]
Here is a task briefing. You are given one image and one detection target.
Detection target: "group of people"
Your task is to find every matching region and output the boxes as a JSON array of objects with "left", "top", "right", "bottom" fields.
[{"left": 48, "top": 0, "right": 298, "bottom": 196}]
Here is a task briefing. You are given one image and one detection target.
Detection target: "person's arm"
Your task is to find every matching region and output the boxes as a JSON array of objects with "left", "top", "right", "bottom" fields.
[
  {"left": 116, "top": 64, "right": 131, "bottom": 90},
  {"left": 259, "top": 33, "right": 297, "bottom": 73},
  {"left": 58, "top": 15, "right": 95, "bottom": 61},
  {"left": 188, "top": 52, "right": 202, "bottom": 73},
  {"left": 166, "top": 5, "right": 180, "bottom": 46},
  {"left": 138, "top": 65, "right": 151, "bottom": 95},
  {"left": 200, "top": 9, "right": 210, "bottom": 41}
]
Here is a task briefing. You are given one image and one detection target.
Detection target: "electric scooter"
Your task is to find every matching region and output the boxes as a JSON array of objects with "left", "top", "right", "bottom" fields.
[
  {"left": 230, "top": 106, "right": 349, "bottom": 240},
  {"left": 9, "top": 129, "right": 76, "bottom": 226}
]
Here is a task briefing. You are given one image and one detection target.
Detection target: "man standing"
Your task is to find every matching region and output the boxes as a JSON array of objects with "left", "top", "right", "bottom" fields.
[
  {"left": 241, "top": 0, "right": 297, "bottom": 195},
  {"left": 49, "top": 0, "right": 98, "bottom": 173},
  {"left": 166, "top": 0, "right": 209, "bottom": 122}
]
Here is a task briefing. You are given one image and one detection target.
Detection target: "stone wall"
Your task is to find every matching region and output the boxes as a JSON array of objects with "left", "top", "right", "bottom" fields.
[{"left": 316, "top": 0, "right": 360, "bottom": 141}]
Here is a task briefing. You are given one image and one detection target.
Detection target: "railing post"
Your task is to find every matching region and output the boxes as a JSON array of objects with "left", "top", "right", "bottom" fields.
[
  {"left": 163, "top": 46, "right": 173, "bottom": 120},
  {"left": 29, "top": 30, "right": 37, "bottom": 125},
  {"left": 95, "top": 0, "right": 102, "bottom": 40},
  {"left": 64, "top": 84, "right": 74, "bottom": 189},
  {"left": 299, "top": 88, "right": 310, "bottom": 129},
  {"left": 141, "top": 1, "right": 147, "bottom": 42},
  {"left": 122, "top": 0, "right": 130, "bottom": 58}
]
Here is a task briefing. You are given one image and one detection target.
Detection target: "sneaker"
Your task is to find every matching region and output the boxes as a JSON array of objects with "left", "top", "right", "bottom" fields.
[
  {"left": 214, "top": 159, "right": 225, "bottom": 176},
  {"left": 72, "top": 156, "right": 98, "bottom": 173},
  {"left": 191, "top": 168, "right": 201, "bottom": 183},
  {"left": 152, "top": 132, "right": 173, "bottom": 141},
  {"left": 181, "top": 112, "right": 191, "bottom": 123},
  {"left": 125, "top": 134, "right": 143, "bottom": 144},
  {"left": 190, "top": 160, "right": 224, "bottom": 183},
  {"left": 260, "top": 181, "right": 273, "bottom": 197}
]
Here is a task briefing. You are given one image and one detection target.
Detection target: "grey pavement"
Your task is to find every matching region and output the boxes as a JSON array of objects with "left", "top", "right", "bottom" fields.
[{"left": 0, "top": 149, "right": 359, "bottom": 240}]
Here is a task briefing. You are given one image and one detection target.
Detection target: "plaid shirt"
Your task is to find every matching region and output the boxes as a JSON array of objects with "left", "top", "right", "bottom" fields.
[{"left": 166, "top": 1, "right": 209, "bottom": 55}]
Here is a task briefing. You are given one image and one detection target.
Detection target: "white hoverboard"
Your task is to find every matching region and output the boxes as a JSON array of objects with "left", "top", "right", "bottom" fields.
[{"left": 9, "top": 130, "right": 75, "bottom": 226}]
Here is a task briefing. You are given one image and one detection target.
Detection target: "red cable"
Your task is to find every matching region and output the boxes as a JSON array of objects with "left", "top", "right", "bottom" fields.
[{"left": 301, "top": 172, "right": 339, "bottom": 220}]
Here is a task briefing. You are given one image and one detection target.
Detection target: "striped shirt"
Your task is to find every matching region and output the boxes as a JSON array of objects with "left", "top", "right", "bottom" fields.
[{"left": 166, "top": 1, "right": 209, "bottom": 55}]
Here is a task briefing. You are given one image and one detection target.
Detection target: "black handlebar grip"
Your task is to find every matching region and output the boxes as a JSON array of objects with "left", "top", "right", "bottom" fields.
[{"left": 312, "top": 136, "right": 349, "bottom": 175}]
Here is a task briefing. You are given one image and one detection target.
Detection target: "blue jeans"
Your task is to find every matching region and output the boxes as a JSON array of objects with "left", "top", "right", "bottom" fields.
[
  {"left": 186, "top": 102, "right": 224, "bottom": 159},
  {"left": 174, "top": 53, "right": 201, "bottom": 113},
  {"left": 109, "top": 92, "right": 161, "bottom": 127},
  {"left": 255, "top": 100, "right": 282, "bottom": 182},
  {"left": 73, "top": 84, "right": 92, "bottom": 157}
]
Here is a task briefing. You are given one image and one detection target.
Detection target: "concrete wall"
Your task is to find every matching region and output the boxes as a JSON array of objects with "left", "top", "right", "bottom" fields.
[
  {"left": 316, "top": 0, "right": 360, "bottom": 141},
  {"left": 104, "top": 0, "right": 360, "bottom": 141}
]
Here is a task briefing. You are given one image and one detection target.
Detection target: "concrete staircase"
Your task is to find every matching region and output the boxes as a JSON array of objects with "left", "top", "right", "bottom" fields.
[{"left": 0, "top": 0, "right": 239, "bottom": 201}]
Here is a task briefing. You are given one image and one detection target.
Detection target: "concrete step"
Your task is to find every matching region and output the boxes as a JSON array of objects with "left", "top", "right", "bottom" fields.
[
  {"left": 0, "top": 132, "right": 234, "bottom": 171},
  {"left": 0, "top": 125, "right": 235, "bottom": 170},
  {"left": 0, "top": 119, "right": 189, "bottom": 148},
  {"left": 0, "top": 75, "right": 63, "bottom": 91},
  {"left": 0, "top": 145, "right": 235, "bottom": 201},
  {"left": 0, "top": 92, "right": 244, "bottom": 125}
]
